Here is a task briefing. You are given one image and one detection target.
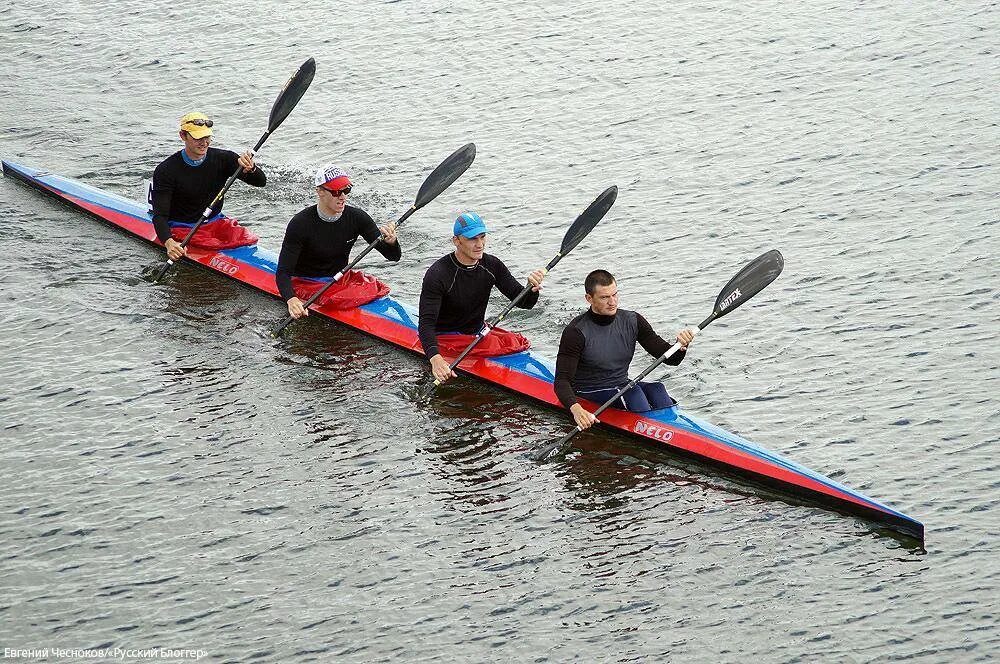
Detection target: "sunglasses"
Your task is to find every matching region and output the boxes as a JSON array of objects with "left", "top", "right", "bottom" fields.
[
  {"left": 184, "top": 118, "right": 214, "bottom": 127},
  {"left": 325, "top": 186, "right": 352, "bottom": 197}
]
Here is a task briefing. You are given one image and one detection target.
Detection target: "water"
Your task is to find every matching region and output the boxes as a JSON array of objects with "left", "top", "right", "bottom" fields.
[{"left": 2, "top": 1, "right": 997, "bottom": 661}]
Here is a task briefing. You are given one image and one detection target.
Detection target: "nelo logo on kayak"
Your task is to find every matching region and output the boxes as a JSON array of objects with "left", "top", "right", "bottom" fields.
[
  {"left": 634, "top": 420, "right": 673, "bottom": 442},
  {"left": 719, "top": 287, "right": 742, "bottom": 312},
  {"left": 209, "top": 256, "right": 239, "bottom": 275}
]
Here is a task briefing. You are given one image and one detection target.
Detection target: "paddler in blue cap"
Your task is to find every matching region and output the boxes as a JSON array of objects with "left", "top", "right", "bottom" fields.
[
  {"left": 276, "top": 164, "right": 400, "bottom": 319},
  {"left": 554, "top": 269, "right": 697, "bottom": 430},
  {"left": 419, "top": 211, "right": 547, "bottom": 384},
  {"left": 151, "top": 112, "right": 265, "bottom": 261}
]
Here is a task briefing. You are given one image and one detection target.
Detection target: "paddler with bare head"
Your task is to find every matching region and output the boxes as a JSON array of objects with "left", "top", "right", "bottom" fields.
[{"left": 554, "top": 270, "right": 696, "bottom": 430}]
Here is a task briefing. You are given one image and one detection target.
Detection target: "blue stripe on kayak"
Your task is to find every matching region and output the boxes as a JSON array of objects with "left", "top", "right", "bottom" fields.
[
  {"left": 494, "top": 347, "right": 914, "bottom": 519},
  {"left": 360, "top": 297, "right": 419, "bottom": 330},
  {"left": 664, "top": 410, "right": 915, "bottom": 519},
  {"left": 220, "top": 244, "right": 278, "bottom": 272},
  {"left": 489, "top": 351, "right": 556, "bottom": 382},
  {"left": 491, "top": 348, "right": 912, "bottom": 520},
  {"left": 6, "top": 162, "right": 152, "bottom": 222}
]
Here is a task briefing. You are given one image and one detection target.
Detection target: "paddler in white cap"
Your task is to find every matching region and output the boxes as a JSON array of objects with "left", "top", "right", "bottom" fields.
[{"left": 276, "top": 164, "right": 400, "bottom": 320}]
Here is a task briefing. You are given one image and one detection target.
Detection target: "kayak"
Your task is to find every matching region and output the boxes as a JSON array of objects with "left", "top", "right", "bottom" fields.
[{"left": 1, "top": 159, "right": 925, "bottom": 543}]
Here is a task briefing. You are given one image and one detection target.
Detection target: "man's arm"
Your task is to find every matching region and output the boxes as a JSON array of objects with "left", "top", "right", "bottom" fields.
[
  {"left": 636, "top": 313, "right": 689, "bottom": 364},
  {"left": 233, "top": 150, "right": 266, "bottom": 187},
  {"left": 150, "top": 166, "right": 174, "bottom": 244},
  {"left": 554, "top": 325, "right": 584, "bottom": 408},
  {"left": 418, "top": 265, "right": 456, "bottom": 383},
  {"left": 357, "top": 209, "right": 401, "bottom": 262},
  {"left": 150, "top": 164, "right": 187, "bottom": 260},
  {"left": 417, "top": 270, "right": 444, "bottom": 359},
  {"left": 489, "top": 256, "right": 540, "bottom": 309},
  {"left": 554, "top": 325, "right": 599, "bottom": 429},
  {"left": 276, "top": 216, "right": 305, "bottom": 315}
]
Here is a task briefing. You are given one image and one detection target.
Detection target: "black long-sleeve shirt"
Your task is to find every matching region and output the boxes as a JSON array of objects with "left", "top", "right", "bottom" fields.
[
  {"left": 150, "top": 148, "right": 266, "bottom": 242},
  {"left": 418, "top": 252, "right": 539, "bottom": 358},
  {"left": 275, "top": 204, "right": 401, "bottom": 301},
  {"left": 553, "top": 309, "right": 685, "bottom": 408}
]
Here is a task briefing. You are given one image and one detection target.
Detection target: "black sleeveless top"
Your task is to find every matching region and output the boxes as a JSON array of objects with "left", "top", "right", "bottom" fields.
[{"left": 553, "top": 309, "right": 685, "bottom": 408}]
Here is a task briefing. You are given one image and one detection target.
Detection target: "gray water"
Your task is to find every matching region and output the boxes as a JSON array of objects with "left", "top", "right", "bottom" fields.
[{"left": 2, "top": 1, "right": 998, "bottom": 662}]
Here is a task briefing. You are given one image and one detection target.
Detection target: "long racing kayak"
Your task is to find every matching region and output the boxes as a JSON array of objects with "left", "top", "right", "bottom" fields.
[{"left": 1, "top": 160, "right": 925, "bottom": 543}]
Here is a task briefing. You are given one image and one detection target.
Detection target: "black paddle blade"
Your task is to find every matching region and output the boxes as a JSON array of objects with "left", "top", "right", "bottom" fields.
[
  {"left": 413, "top": 143, "right": 476, "bottom": 210},
  {"left": 707, "top": 249, "right": 784, "bottom": 324},
  {"left": 560, "top": 185, "right": 617, "bottom": 255},
  {"left": 140, "top": 260, "right": 168, "bottom": 282},
  {"left": 267, "top": 57, "right": 316, "bottom": 132},
  {"left": 534, "top": 434, "right": 574, "bottom": 462}
]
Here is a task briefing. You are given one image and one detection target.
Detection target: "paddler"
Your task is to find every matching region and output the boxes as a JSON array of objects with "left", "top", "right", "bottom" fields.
[
  {"left": 554, "top": 270, "right": 696, "bottom": 430},
  {"left": 151, "top": 112, "right": 265, "bottom": 261},
  {"left": 276, "top": 164, "right": 400, "bottom": 319},
  {"left": 419, "top": 212, "right": 546, "bottom": 384}
]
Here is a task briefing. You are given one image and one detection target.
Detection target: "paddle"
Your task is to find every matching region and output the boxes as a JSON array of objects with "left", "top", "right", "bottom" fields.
[
  {"left": 147, "top": 57, "right": 317, "bottom": 283},
  {"left": 429, "top": 185, "right": 619, "bottom": 387},
  {"left": 270, "top": 142, "right": 478, "bottom": 336},
  {"left": 534, "top": 248, "right": 785, "bottom": 461}
]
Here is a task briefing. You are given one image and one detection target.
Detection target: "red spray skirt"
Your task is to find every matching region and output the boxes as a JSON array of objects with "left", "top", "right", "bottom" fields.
[
  {"left": 292, "top": 270, "right": 391, "bottom": 310},
  {"left": 433, "top": 327, "right": 531, "bottom": 358},
  {"left": 170, "top": 216, "right": 258, "bottom": 250}
]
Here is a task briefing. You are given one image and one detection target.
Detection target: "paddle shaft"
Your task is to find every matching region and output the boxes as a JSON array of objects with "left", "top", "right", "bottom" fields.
[{"left": 270, "top": 204, "right": 416, "bottom": 335}]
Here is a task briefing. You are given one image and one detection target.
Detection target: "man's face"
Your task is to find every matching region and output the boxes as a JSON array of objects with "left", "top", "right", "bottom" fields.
[
  {"left": 319, "top": 186, "right": 349, "bottom": 214},
  {"left": 180, "top": 130, "right": 211, "bottom": 160},
  {"left": 452, "top": 233, "right": 486, "bottom": 264},
  {"left": 586, "top": 282, "right": 619, "bottom": 316}
]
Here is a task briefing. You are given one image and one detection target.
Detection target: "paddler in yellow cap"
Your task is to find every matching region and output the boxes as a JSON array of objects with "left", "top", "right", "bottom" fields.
[{"left": 150, "top": 112, "right": 265, "bottom": 261}]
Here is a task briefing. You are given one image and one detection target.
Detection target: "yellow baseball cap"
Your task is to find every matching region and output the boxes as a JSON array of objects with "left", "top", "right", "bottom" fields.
[{"left": 179, "top": 112, "right": 214, "bottom": 139}]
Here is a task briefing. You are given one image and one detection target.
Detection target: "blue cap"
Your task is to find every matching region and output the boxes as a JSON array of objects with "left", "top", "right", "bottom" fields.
[{"left": 453, "top": 211, "right": 488, "bottom": 238}]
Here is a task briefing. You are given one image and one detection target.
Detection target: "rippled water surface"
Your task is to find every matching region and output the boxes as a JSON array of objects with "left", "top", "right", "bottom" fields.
[{"left": 2, "top": 1, "right": 997, "bottom": 662}]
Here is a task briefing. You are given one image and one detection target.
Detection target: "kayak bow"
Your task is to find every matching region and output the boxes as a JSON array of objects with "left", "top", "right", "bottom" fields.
[{"left": 1, "top": 159, "right": 925, "bottom": 543}]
